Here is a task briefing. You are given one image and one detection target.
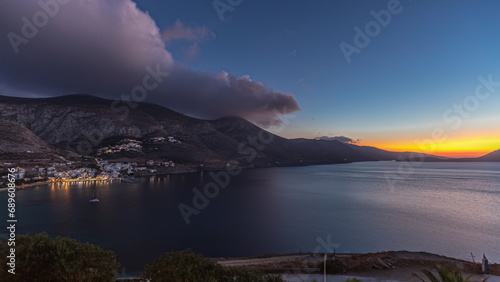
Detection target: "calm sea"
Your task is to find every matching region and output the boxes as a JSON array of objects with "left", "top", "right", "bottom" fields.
[{"left": 1, "top": 161, "right": 499, "bottom": 273}]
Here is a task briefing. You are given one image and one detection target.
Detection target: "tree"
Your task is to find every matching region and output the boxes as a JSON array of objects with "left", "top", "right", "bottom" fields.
[
  {"left": 0, "top": 233, "right": 119, "bottom": 281},
  {"left": 143, "top": 250, "right": 283, "bottom": 282},
  {"left": 413, "top": 265, "right": 488, "bottom": 282}
]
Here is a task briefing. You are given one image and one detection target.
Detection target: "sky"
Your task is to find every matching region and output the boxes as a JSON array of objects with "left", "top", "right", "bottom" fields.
[{"left": 1, "top": 0, "right": 500, "bottom": 157}]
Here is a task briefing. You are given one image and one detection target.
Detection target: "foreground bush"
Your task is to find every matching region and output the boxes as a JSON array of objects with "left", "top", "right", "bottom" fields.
[
  {"left": 0, "top": 233, "right": 119, "bottom": 281},
  {"left": 413, "top": 264, "right": 488, "bottom": 282},
  {"left": 143, "top": 250, "right": 284, "bottom": 281},
  {"left": 319, "top": 258, "right": 346, "bottom": 274}
]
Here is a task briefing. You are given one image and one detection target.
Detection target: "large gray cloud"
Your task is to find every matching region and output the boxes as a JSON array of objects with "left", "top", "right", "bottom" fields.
[
  {"left": 0, "top": 0, "right": 174, "bottom": 96},
  {"left": 159, "top": 67, "right": 299, "bottom": 126},
  {"left": 0, "top": 0, "right": 299, "bottom": 125}
]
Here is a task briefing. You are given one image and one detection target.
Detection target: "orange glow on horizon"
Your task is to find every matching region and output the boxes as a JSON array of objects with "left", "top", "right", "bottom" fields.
[
  {"left": 284, "top": 131, "right": 499, "bottom": 158},
  {"left": 366, "top": 137, "right": 500, "bottom": 158}
]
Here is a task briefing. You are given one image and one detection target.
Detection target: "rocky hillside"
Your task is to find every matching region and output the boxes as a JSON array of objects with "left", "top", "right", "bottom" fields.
[
  {"left": 0, "top": 94, "right": 454, "bottom": 167},
  {"left": 0, "top": 119, "right": 64, "bottom": 160},
  {"left": 477, "top": 149, "right": 500, "bottom": 162}
]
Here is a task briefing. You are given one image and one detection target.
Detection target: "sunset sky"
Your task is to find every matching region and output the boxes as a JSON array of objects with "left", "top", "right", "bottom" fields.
[{"left": 1, "top": 0, "right": 499, "bottom": 157}]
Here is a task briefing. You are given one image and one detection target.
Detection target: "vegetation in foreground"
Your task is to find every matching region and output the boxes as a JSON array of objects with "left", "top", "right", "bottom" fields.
[
  {"left": 413, "top": 265, "right": 488, "bottom": 282},
  {"left": 0, "top": 233, "right": 283, "bottom": 281},
  {"left": 1, "top": 233, "right": 495, "bottom": 282},
  {"left": 143, "top": 250, "right": 284, "bottom": 282},
  {"left": 0, "top": 233, "right": 119, "bottom": 281}
]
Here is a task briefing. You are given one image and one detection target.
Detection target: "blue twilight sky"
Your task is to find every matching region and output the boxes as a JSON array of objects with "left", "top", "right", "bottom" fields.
[
  {"left": 1, "top": 0, "right": 500, "bottom": 156},
  {"left": 134, "top": 0, "right": 500, "bottom": 149}
]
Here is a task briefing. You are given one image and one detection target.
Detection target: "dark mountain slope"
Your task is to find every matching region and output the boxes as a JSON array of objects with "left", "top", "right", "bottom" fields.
[
  {"left": 0, "top": 94, "right": 472, "bottom": 167},
  {"left": 476, "top": 149, "right": 500, "bottom": 162},
  {"left": 0, "top": 119, "right": 63, "bottom": 160}
]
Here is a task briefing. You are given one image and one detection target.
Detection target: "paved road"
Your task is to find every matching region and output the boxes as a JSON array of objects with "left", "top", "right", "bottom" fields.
[
  {"left": 280, "top": 273, "right": 500, "bottom": 282},
  {"left": 218, "top": 254, "right": 312, "bottom": 267},
  {"left": 281, "top": 274, "right": 399, "bottom": 282}
]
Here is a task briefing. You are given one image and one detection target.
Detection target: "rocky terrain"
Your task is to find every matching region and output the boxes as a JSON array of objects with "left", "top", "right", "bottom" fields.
[
  {"left": 217, "top": 251, "right": 499, "bottom": 282},
  {"left": 0, "top": 94, "right": 498, "bottom": 169},
  {"left": 0, "top": 118, "right": 66, "bottom": 161}
]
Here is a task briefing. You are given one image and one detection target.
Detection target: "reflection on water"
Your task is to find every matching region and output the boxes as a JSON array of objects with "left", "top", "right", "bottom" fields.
[{"left": 1, "top": 162, "right": 499, "bottom": 273}]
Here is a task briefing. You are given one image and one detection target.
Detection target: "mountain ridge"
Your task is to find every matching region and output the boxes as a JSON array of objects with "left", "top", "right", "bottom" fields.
[{"left": 0, "top": 94, "right": 497, "bottom": 166}]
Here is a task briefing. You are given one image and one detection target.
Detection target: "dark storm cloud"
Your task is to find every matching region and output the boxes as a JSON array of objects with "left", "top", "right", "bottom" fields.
[
  {"left": 158, "top": 67, "right": 300, "bottom": 126},
  {"left": 0, "top": 0, "right": 300, "bottom": 125},
  {"left": 0, "top": 0, "right": 174, "bottom": 96},
  {"left": 314, "top": 136, "right": 360, "bottom": 144}
]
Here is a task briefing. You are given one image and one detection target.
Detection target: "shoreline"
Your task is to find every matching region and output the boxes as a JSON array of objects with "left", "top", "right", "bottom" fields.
[
  {"left": 115, "top": 250, "right": 500, "bottom": 281},
  {"left": 2, "top": 160, "right": 499, "bottom": 192},
  {"left": 0, "top": 177, "right": 123, "bottom": 192},
  {"left": 0, "top": 160, "right": 338, "bottom": 192},
  {"left": 215, "top": 251, "right": 499, "bottom": 279},
  {"left": 0, "top": 165, "right": 211, "bottom": 191},
  {"left": 2, "top": 166, "right": 498, "bottom": 280},
  {"left": 215, "top": 250, "right": 500, "bottom": 267}
]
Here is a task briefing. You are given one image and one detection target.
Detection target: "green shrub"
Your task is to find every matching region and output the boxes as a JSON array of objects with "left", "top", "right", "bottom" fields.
[
  {"left": 0, "top": 233, "right": 119, "bottom": 281},
  {"left": 413, "top": 265, "right": 488, "bottom": 282},
  {"left": 143, "top": 250, "right": 283, "bottom": 281},
  {"left": 319, "top": 258, "right": 346, "bottom": 274}
]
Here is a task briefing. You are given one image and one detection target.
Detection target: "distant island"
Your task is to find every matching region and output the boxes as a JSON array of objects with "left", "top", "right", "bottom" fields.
[{"left": 0, "top": 94, "right": 498, "bottom": 187}]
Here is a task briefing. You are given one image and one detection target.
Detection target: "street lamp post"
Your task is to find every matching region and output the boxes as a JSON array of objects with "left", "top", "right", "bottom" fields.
[{"left": 324, "top": 253, "right": 327, "bottom": 282}]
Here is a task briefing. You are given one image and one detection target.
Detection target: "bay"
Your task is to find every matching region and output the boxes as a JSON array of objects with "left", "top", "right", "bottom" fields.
[{"left": 1, "top": 161, "right": 499, "bottom": 274}]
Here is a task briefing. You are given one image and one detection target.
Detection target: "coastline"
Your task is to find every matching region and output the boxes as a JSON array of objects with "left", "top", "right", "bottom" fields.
[
  {"left": 3, "top": 164, "right": 499, "bottom": 281},
  {"left": 0, "top": 163, "right": 210, "bottom": 191},
  {"left": 0, "top": 177, "right": 123, "bottom": 192},
  {"left": 215, "top": 251, "right": 499, "bottom": 280},
  {"left": 0, "top": 159, "right": 322, "bottom": 192},
  {"left": 2, "top": 160, "right": 499, "bottom": 192},
  {"left": 115, "top": 251, "right": 500, "bottom": 281}
]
